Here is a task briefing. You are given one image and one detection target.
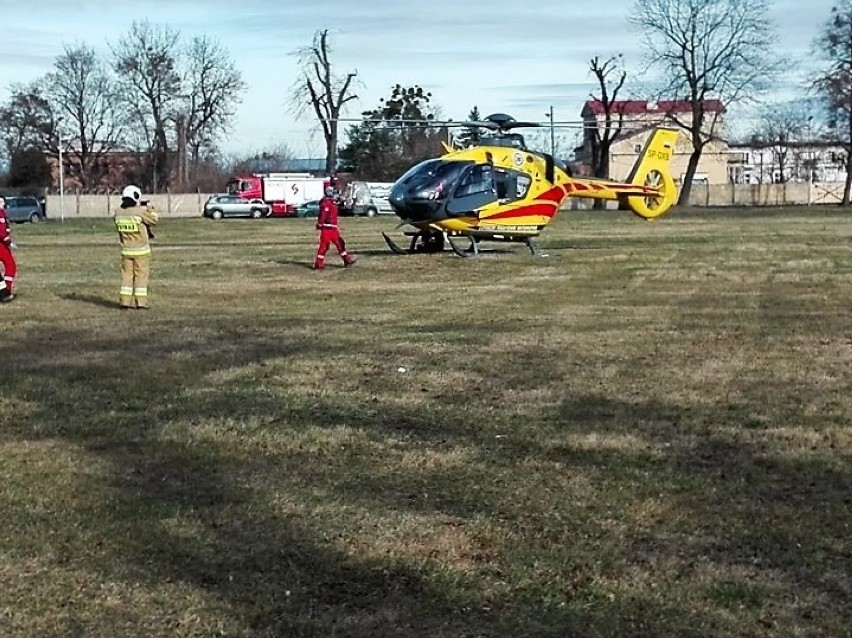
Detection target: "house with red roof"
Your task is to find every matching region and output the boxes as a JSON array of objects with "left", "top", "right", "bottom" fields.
[{"left": 577, "top": 99, "right": 731, "bottom": 185}]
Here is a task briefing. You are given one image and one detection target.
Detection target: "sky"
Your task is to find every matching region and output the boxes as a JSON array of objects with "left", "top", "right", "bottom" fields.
[{"left": 0, "top": 0, "right": 837, "bottom": 158}]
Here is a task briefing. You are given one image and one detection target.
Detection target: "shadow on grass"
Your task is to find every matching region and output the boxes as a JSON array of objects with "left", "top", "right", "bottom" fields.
[
  {"left": 1, "top": 319, "right": 850, "bottom": 636},
  {"left": 271, "top": 259, "right": 317, "bottom": 270},
  {"left": 60, "top": 292, "right": 123, "bottom": 310}
]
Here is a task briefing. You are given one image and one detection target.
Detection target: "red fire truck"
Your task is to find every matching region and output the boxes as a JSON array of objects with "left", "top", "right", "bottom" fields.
[{"left": 226, "top": 173, "right": 328, "bottom": 217}]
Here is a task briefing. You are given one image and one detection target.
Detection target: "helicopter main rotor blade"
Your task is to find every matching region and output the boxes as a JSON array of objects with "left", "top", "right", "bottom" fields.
[
  {"left": 503, "top": 121, "right": 541, "bottom": 129},
  {"left": 456, "top": 120, "right": 501, "bottom": 130}
]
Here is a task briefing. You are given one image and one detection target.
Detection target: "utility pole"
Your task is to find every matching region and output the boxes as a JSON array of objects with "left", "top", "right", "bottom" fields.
[
  {"left": 58, "top": 128, "right": 65, "bottom": 223},
  {"left": 550, "top": 106, "right": 555, "bottom": 158},
  {"left": 806, "top": 116, "right": 814, "bottom": 206},
  {"left": 176, "top": 114, "right": 188, "bottom": 190},
  {"left": 545, "top": 106, "right": 555, "bottom": 157}
]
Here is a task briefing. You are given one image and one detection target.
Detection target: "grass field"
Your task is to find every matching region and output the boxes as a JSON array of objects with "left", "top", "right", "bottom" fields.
[{"left": 1, "top": 208, "right": 850, "bottom": 637}]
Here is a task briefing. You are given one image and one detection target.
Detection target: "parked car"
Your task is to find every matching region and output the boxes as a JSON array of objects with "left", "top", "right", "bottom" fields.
[
  {"left": 293, "top": 199, "right": 320, "bottom": 218},
  {"left": 203, "top": 194, "right": 270, "bottom": 220},
  {"left": 4, "top": 196, "right": 45, "bottom": 223}
]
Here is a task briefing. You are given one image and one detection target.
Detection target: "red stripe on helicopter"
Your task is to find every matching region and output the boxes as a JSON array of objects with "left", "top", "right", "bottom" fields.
[
  {"left": 538, "top": 186, "right": 568, "bottom": 202},
  {"left": 484, "top": 202, "right": 559, "bottom": 220}
]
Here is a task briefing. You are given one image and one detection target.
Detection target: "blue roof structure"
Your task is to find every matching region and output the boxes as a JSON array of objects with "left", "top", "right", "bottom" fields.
[{"left": 246, "top": 157, "right": 327, "bottom": 174}]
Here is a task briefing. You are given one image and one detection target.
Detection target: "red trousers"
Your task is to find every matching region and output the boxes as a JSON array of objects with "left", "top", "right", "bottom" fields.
[
  {"left": 314, "top": 228, "right": 353, "bottom": 268},
  {"left": 0, "top": 243, "right": 16, "bottom": 293}
]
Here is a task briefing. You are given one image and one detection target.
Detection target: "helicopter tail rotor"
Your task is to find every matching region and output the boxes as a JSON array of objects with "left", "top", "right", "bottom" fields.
[{"left": 623, "top": 128, "right": 680, "bottom": 219}]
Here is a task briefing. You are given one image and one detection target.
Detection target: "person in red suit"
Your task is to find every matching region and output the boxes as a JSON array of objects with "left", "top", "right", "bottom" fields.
[
  {"left": 313, "top": 187, "right": 356, "bottom": 269},
  {"left": 0, "top": 196, "right": 17, "bottom": 302}
]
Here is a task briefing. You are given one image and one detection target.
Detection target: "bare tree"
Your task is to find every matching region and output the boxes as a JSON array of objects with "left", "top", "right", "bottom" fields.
[
  {"left": 179, "top": 35, "right": 246, "bottom": 186},
  {"left": 524, "top": 128, "right": 578, "bottom": 160},
  {"left": 0, "top": 82, "right": 54, "bottom": 159},
  {"left": 749, "top": 102, "right": 815, "bottom": 184},
  {"left": 111, "top": 21, "right": 244, "bottom": 192},
  {"left": 291, "top": 29, "right": 358, "bottom": 174},
  {"left": 586, "top": 55, "right": 628, "bottom": 180},
  {"left": 631, "top": 0, "right": 780, "bottom": 204},
  {"left": 814, "top": 0, "right": 852, "bottom": 204},
  {"left": 112, "top": 20, "right": 182, "bottom": 192},
  {"left": 45, "top": 43, "right": 127, "bottom": 190}
]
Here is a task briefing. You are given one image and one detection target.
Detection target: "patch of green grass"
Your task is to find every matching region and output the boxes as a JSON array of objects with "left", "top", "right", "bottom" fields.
[{"left": 1, "top": 208, "right": 850, "bottom": 637}]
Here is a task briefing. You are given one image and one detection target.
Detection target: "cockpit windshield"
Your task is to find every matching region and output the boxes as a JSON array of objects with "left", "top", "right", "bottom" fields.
[{"left": 393, "top": 159, "right": 472, "bottom": 201}]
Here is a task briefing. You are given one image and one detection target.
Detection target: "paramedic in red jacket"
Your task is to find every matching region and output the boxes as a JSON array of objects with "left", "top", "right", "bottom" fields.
[
  {"left": 0, "top": 196, "right": 17, "bottom": 302},
  {"left": 313, "top": 187, "right": 356, "bottom": 269}
]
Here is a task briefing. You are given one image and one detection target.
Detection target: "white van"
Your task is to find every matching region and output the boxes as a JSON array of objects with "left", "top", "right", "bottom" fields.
[{"left": 342, "top": 181, "right": 395, "bottom": 217}]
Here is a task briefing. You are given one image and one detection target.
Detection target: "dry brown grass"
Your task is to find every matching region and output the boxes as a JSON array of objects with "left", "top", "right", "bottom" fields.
[{"left": 1, "top": 207, "right": 850, "bottom": 637}]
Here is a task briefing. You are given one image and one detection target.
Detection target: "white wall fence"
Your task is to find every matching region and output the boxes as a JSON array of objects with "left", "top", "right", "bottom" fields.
[
  {"left": 42, "top": 182, "right": 850, "bottom": 219},
  {"left": 44, "top": 192, "right": 216, "bottom": 219},
  {"left": 685, "top": 181, "right": 846, "bottom": 207}
]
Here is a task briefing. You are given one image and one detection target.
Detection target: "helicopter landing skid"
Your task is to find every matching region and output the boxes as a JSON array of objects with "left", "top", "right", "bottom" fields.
[
  {"left": 381, "top": 231, "right": 415, "bottom": 254},
  {"left": 447, "top": 235, "right": 545, "bottom": 258},
  {"left": 383, "top": 229, "right": 448, "bottom": 255},
  {"left": 447, "top": 235, "right": 480, "bottom": 258},
  {"left": 525, "top": 237, "right": 549, "bottom": 258}
]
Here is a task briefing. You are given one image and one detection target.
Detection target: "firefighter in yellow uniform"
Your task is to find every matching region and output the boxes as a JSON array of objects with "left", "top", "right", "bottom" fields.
[{"left": 115, "top": 184, "right": 158, "bottom": 309}]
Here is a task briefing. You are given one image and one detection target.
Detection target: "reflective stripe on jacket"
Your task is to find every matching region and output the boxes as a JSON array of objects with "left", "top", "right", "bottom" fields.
[
  {"left": 115, "top": 205, "right": 158, "bottom": 257},
  {"left": 317, "top": 196, "right": 339, "bottom": 228}
]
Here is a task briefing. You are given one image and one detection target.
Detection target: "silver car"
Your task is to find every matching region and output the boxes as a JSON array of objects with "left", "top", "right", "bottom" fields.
[
  {"left": 4, "top": 196, "right": 45, "bottom": 223},
  {"left": 203, "top": 194, "right": 270, "bottom": 220}
]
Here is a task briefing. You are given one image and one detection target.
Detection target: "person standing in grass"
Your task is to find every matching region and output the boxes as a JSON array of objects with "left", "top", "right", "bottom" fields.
[
  {"left": 313, "top": 186, "right": 357, "bottom": 270},
  {"left": 0, "top": 196, "right": 17, "bottom": 303},
  {"left": 114, "top": 185, "right": 158, "bottom": 309}
]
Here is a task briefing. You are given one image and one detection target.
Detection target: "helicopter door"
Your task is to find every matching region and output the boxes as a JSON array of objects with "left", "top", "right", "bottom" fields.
[
  {"left": 446, "top": 164, "right": 496, "bottom": 215},
  {"left": 494, "top": 168, "right": 531, "bottom": 202},
  {"left": 494, "top": 169, "right": 511, "bottom": 200}
]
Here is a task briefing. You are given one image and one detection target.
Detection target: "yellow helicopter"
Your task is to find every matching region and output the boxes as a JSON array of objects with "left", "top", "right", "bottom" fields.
[{"left": 383, "top": 113, "right": 680, "bottom": 256}]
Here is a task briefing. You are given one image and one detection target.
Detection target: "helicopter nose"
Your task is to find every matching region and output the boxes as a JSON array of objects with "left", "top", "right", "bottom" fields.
[{"left": 389, "top": 186, "right": 444, "bottom": 223}]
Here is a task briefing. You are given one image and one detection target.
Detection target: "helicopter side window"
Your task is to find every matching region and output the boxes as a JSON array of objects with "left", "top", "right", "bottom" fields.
[
  {"left": 494, "top": 169, "right": 511, "bottom": 200},
  {"left": 454, "top": 165, "right": 493, "bottom": 198},
  {"left": 446, "top": 165, "right": 497, "bottom": 215},
  {"left": 491, "top": 169, "right": 531, "bottom": 202},
  {"left": 516, "top": 173, "right": 532, "bottom": 198}
]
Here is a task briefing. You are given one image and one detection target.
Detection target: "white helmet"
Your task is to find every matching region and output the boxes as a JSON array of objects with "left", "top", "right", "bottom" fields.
[{"left": 121, "top": 184, "right": 142, "bottom": 205}]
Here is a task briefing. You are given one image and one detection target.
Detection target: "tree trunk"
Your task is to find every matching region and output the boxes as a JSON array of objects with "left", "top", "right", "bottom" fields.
[
  {"left": 326, "top": 138, "right": 336, "bottom": 175},
  {"left": 843, "top": 164, "right": 852, "bottom": 206},
  {"left": 677, "top": 148, "right": 703, "bottom": 206},
  {"left": 592, "top": 140, "right": 611, "bottom": 209}
]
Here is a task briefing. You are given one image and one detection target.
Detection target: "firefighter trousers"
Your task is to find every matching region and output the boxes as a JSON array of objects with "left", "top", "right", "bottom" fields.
[
  {"left": 0, "top": 243, "right": 16, "bottom": 296},
  {"left": 120, "top": 255, "right": 151, "bottom": 308},
  {"left": 314, "top": 228, "right": 353, "bottom": 268}
]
